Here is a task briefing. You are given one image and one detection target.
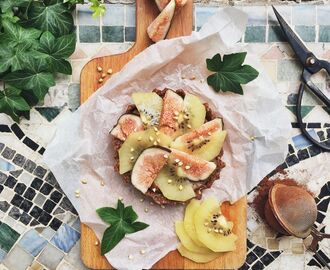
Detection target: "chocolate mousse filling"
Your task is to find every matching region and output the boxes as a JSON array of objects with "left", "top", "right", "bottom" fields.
[{"left": 111, "top": 89, "right": 226, "bottom": 205}]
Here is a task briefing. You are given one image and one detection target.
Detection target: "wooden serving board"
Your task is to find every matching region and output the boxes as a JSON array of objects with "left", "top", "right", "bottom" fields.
[{"left": 80, "top": 0, "right": 247, "bottom": 268}]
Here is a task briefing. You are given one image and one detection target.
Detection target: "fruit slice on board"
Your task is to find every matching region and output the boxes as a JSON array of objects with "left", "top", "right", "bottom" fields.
[
  {"left": 154, "top": 165, "right": 195, "bottom": 202},
  {"left": 194, "top": 197, "right": 237, "bottom": 252},
  {"left": 159, "top": 90, "right": 184, "bottom": 137},
  {"left": 147, "top": 0, "right": 176, "bottom": 42},
  {"left": 132, "top": 92, "right": 163, "bottom": 127},
  {"left": 177, "top": 244, "right": 220, "bottom": 263},
  {"left": 169, "top": 149, "right": 216, "bottom": 181},
  {"left": 131, "top": 148, "right": 169, "bottom": 193},
  {"left": 171, "top": 119, "right": 226, "bottom": 161},
  {"left": 110, "top": 114, "right": 144, "bottom": 141},
  {"left": 175, "top": 221, "right": 212, "bottom": 254},
  {"left": 183, "top": 199, "right": 205, "bottom": 247},
  {"left": 119, "top": 129, "right": 172, "bottom": 174}
]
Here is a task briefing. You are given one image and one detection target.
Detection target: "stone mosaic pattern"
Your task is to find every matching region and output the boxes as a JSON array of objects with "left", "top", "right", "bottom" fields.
[{"left": 0, "top": 3, "right": 330, "bottom": 270}]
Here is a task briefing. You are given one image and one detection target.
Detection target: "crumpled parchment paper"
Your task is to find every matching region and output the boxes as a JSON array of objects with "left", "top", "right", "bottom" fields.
[{"left": 44, "top": 7, "right": 291, "bottom": 270}]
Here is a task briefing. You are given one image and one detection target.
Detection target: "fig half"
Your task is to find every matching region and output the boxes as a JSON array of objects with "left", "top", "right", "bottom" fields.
[
  {"left": 110, "top": 114, "right": 144, "bottom": 141},
  {"left": 131, "top": 147, "right": 170, "bottom": 193}
]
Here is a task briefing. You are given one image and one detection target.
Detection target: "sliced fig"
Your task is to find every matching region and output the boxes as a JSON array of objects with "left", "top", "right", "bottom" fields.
[
  {"left": 131, "top": 147, "right": 170, "bottom": 193},
  {"left": 110, "top": 114, "right": 144, "bottom": 141},
  {"left": 159, "top": 90, "right": 184, "bottom": 137},
  {"left": 154, "top": 165, "right": 195, "bottom": 202},
  {"left": 169, "top": 149, "right": 216, "bottom": 181},
  {"left": 171, "top": 119, "right": 226, "bottom": 161},
  {"left": 147, "top": 0, "right": 176, "bottom": 42},
  {"left": 118, "top": 128, "right": 173, "bottom": 174},
  {"left": 132, "top": 92, "right": 163, "bottom": 127},
  {"left": 155, "top": 0, "right": 187, "bottom": 11}
]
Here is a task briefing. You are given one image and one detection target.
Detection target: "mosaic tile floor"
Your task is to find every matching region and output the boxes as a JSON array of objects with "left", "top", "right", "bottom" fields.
[{"left": 0, "top": 3, "right": 329, "bottom": 270}]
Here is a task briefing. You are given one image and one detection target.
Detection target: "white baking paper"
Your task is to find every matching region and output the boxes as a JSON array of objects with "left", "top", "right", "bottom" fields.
[{"left": 44, "top": 7, "right": 291, "bottom": 270}]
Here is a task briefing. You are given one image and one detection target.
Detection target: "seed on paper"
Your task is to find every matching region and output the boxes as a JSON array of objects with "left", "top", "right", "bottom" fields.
[
  {"left": 140, "top": 249, "right": 146, "bottom": 255},
  {"left": 81, "top": 180, "right": 87, "bottom": 184},
  {"left": 100, "top": 181, "right": 105, "bottom": 186},
  {"left": 128, "top": 254, "right": 133, "bottom": 260},
  {"left": 144, "top": 208, "right": 149, "bottom": 213}
]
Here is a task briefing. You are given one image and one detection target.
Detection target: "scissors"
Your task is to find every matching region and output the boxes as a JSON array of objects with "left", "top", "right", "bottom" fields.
[{"left": 272, "top": 6, "right": 330, "bottom": 151}]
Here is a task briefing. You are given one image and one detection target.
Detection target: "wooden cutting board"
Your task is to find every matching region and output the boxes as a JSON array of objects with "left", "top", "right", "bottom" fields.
[{"left": 79, "top": 0, "right": 247, "bottom": 268}]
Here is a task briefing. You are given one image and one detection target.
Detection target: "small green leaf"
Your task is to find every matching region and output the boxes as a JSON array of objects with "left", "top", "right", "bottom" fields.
[
  {"left": 117, "top": 199, "right": 124, "bottom": 217},
  {"left": 123, "top": 206, "right": 138, "bottom": 223},
  {"left": 0, "top": 0, "right": 30, "bottom": 12},
  {"left": 206, "top": 52, "right": 259, "bottom": 95},
  {"left": 101, "top": 222, "right": 126, "bottom": 255},
  {"left": 96, "top": 207, "right": 120, "bottom": 225}
]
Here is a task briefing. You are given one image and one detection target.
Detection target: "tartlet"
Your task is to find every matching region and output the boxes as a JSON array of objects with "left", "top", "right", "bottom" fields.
[{"left": 110, "top": 89, "right": 226, "bottom": 205}]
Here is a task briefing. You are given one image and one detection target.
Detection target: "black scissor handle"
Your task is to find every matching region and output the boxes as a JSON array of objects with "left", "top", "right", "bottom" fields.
[
  {"left": 296, "top": 83, "right": 330, "bottom": 152},
  {"left": 302, "top": 69, "right": 330, "bottom": 108}
]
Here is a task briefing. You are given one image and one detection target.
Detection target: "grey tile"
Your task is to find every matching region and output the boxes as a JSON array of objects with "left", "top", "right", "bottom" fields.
[
  {"left": 241, "top": 6, "right": 267, "bottom": 26},
  {"left": 125, "top": 27, "right": 136, "bottom": 42},
  {"left": 103, "top": 4, "right": 124, "bottom": 26},
  {"left": 195, "top": 6, "right": 218, "bottom": 27},
  {"left": 23, "top": 160, "right": 36, "bottom": 173},
  {"left": 33, "top": 193, "right": 47, "bottom": 207},
  {"left": 244, "top": 26, "right": 266, "bottom": 43},
  {"left": 77, "top": 4, "right": 100, "bottom": 25},
  {"left": 0, "top": 172, "right": 6, "bottom": 184},
  {"left": 79, "top": 26, "right": 100, "bottom": 43},
  {"left": 12, "top": 154, "right": 26, "bottom": 167},
  {"left": 126, "top": 4, "right": 136, "bottom": 27},
  {"left": 18, "top": 229, "right": 47, "bottom": 256},
  {"left": 68, "top": 83, "right": 80, "bottom": 112},
  {"left": 292, "top": 5, "right": 316, "bottom": 25},
  {"left": 1, "top": 147, "right": 15, "bottom": 160},
  {"left": 65, "top": 242, "right": 89, "bottom": 270},
  {"left": 102, "top": 26, "right": 124, "bottom": 42},
  {"left": 294, "top": 26, "right": 315, "bottom": 42},
  {"left": 317, "top": 6, "right": 330, "bottom": 25},
  {"left": 319, "top": 26, "right": 330, "bottom": 42},
  {"left": 37, "top": 243, "right": 64, "bottom": 270},
  {"left": 10, "top": 169, "right": 22, "bottom": 178},
  {"left": 0, "top": 143, "right": 4, "bottom": 153},
  {"left": 268, "top": 25, "right": 286, "bottom": 42},
  {"left": 33, "top": 166, "right": 47, "bottom": 179},
  {"left": 3, "top": 246, "right": 33, "bottom": 270}
]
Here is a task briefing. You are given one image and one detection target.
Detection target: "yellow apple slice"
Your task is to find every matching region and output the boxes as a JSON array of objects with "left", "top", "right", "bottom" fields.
[{"left": 177, "top": 244, "right": 220, "bottom": 263}]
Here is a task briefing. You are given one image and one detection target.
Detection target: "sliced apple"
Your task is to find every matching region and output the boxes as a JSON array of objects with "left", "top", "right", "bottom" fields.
[{"left": 177, "top": 244, "right": 220, "bottom": 263}]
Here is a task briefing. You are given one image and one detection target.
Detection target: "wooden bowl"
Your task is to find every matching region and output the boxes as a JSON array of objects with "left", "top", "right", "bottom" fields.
[{"left": 264, "top": 183, "right": 317, "bottom": 238}]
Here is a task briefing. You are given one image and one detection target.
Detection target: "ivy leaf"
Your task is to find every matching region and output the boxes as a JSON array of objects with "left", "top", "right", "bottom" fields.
[
  {"left": 96, "top": 200, "right": 149, "bottom": 255},
  {"left": 89, "top": 0, "right": 106, "bottom": 18},
  {"left": 3, "top": 58, "right": 55, "bottom": 100},
  {"left": 26, "top": 2, "right": 74, "bottom": 37},
  {"left": 0, "top": 87, "right": 30, "bottom": 122},
  {"left": 0, "top": 20, "right": 41, "bottom": 48},
  {"left": 37, "top": 31, "right": 76, "bottom": 74},
  {"left": 206, "top": 52, "right": 259, "bottom": 95},
  {"left": 0, "top": 0, "right": 30, "bottom": 12}
]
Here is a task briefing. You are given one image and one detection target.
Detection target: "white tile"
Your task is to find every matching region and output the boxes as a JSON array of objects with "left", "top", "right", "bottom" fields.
[
  {"left": 18, "top": 172, "right": 34, "bottom": 186},
  {"left": 268, "top": 5, "right": 292, "bottom": 25},
  {"left": 65, "top": 242, "right": 89, "bottom": 270},
  {"left": 3, "top": 246, "right": 33, "bottom": 270},
  {"left": 3, "top": 216, "right": 16, "bottom": 228},
  {"left": 40, "top": 227, "right": 56, "bottom": 241},
  {"left": 13, "top": 222, "right": 27, "bottom": 234},
  {"left": 0, "top": 187, "right": 14, "bottom": 202},
  {"left": 125, "top": 4, "right": 136, "bottom": 27},
  {"left": 56, "top": 260, "right": 75, "bottom": 270},
  {"left": 77, "top": 4, "right": 100, "bottom": 26},
  {"left": 103, "top": 4, "right": 124, "bottom": 26},
  {"left": 279, "top": 254, "right": 305, "bottom": 269},
  {"left": 240, "top": 6, "right": 267, "bottom": 26}
]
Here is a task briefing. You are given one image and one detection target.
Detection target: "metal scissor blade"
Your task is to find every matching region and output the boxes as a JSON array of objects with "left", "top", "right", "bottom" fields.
[{"left": 272, "top": 6, "right": 312, "bottom": 66}]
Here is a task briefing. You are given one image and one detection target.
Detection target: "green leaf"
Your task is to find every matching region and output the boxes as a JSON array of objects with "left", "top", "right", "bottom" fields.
[
  {"left": 3, "top": 58, "right": 56, "bottom": 100},
  {"left": 101, "top": 222, "right": 126, "bottom": 255},
  {"left": 123, "top": 206, "right": 138, "bottom": 223},
  {"left": 129, "top": 222, "right": 149, "bottom": 233},
  {"left": 96, "top": 207, "right": 120, "bottom": 225},
  {"left": 206, "top": 52, "right": 259, "bottom": 95},
  {"left": 0, "top": 20, "right": 41, "bottom": 48},
  {"left": 89, "top": 0, "right": 106, "bottom": 18},
  {"left": 26, "top": 2, "right": 74, "bottom": 37},
  {"left": 96, "top": 200, "right": 149, "bottom": 255}
]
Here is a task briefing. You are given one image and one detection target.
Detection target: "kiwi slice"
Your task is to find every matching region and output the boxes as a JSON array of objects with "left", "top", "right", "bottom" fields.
[
  {"left": 118, "top": 129, "right": 172, "bottom": 174},
  {"left": 132, "top": 92, "right": 163, "bottom": 127},
  {"left": 154, "top": 165, "right": 195, "bottom": 202}
]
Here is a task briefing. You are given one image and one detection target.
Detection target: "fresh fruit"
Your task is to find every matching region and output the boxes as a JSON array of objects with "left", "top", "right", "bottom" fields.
[
  {"left": 132, "top": 92, "right": 163, "bottom": 127},
  {"left": 175, "top": 221, "right": 211, "bottom": 254},
  {"left": 177, "top": 245, "right": 220, "bottom": 263},
  {"left": 159, "top": 90, "right": 184, "bottom": 137},
  {"left": 169, "top": 149, "right": 216, "bottom": 181},
  {"left": 147, "top": 0, "right": 176, "bottom": 42},
  {"left": 131, "top": 148, "right": 169, "bottom": 193},
  {"left": 110, "top": 114, "right": 144, "bottom": 141},
  {"left": 171, "top": 119, "right": 226, "bottom": 161},
  {"left": 182, "top": 93, "right": 206, "bottom": 130},
  {"left": 194, "top": 197, "right": 237, "bottom": 252},
  {"left": 183, "top": 200, "right": 205, "bottom": 247},
  {"left": 154, "top": 165, "right": 195, "bottom": 202},
  {"left": 118, "top": 129, "right": 172, "bottom": 174}
]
